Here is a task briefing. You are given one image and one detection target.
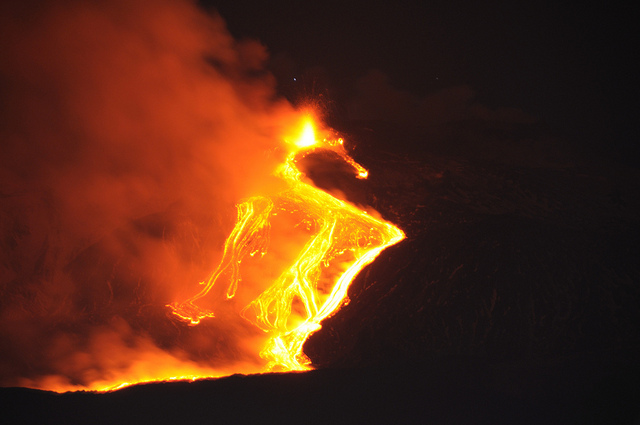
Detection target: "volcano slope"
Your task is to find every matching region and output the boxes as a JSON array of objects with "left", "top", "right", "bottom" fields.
[{"left": 3, "top": 120, "right": 640, "bottom": 425}]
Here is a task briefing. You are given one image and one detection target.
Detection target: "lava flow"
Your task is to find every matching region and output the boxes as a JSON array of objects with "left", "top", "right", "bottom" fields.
[
  {"left": 0, "top": 0, "right": 405, "bottom": 393},
  {"left": 168, "top": 115, "right": 405, "bottom": 372}
]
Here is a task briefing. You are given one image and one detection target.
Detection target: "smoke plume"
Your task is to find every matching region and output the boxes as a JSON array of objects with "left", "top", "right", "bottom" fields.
[{"left": 0, "top": 0, "right": 302, "bottom": 390}]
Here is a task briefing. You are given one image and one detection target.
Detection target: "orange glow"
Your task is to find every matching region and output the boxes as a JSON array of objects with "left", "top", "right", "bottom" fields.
[
  {"left": 168, "top": 114, "right": 404, "bottom": 373},
  {"left": 0, "top": 0, "right": 403, "bottom": 395},
  {"left": 294, "top": 118, "right": 318, "bottom": 149},
  {"left": 15, "top": 114, "right": 404, "bottom": 394}
]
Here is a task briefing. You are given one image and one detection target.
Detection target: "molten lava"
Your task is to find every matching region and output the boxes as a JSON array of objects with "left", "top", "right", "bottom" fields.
[
  {"left": 0, "top": 0, "right": 403, "bottom": 395},
  {"left": 168, "top": 115, "right": 404, "bottom": 372},
  {"left": 9, "top": 114, "right": 404, "bottom": 393}
]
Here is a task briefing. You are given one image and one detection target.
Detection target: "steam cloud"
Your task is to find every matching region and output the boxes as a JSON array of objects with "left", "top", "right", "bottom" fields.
[{"left": 0, "top": 0, "right": 302, "bottom": 389}]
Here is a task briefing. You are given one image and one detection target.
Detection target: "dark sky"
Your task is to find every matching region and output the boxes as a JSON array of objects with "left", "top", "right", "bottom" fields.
[{"left": 202, "top": 0, "right": 636, "bottom": 163}]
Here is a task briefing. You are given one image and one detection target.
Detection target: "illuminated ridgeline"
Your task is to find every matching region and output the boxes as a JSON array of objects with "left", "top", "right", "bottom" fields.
[{"left": 169, "top": 117, "right": 405, "bottom": 371}]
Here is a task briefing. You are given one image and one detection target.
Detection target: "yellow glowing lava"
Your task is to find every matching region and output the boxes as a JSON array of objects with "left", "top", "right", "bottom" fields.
[
  {"left": 295, "top": 118, "right": 318, "bottom": 148},
  {"left": 169, "top": 114, "right": 404, "bottom": 372}
]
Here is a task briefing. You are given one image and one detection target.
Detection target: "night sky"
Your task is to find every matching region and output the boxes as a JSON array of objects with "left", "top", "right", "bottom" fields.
[{"left": 204, "top": 0, "right": 637, "bottom": 164}]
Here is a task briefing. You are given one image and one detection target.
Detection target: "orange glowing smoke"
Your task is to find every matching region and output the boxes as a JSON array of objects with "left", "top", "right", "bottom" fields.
[
  {"left": 169, "top": 115, "right": 404, "bottom": 372},
  {"left": 0, "top": 0, "right": 403, "bottom": 393}
]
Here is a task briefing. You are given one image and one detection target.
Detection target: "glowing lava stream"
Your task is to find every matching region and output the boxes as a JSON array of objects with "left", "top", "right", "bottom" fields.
[{"left": 168, "top": 115, "right": 405, "bottom": 374}]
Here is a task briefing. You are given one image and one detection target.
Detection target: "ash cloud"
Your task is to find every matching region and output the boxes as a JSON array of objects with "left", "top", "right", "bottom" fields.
[{"left": 0, "top": 0, "right": 299, "bottom": 389}]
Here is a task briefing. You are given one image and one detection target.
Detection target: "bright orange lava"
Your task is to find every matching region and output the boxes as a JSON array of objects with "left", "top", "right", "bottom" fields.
[
  {"left": 39, "top": 114, "right": 404, "bottom": 393},
  {"left": 168, "top": 114, "right": 404, "bottom": 374}
]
